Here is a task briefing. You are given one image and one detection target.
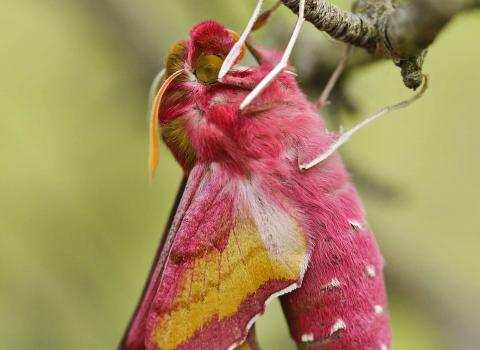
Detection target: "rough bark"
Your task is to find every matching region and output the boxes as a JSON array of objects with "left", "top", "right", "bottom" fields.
[{"left": 281, "top": 0, "right": 480, "bottom": 89}]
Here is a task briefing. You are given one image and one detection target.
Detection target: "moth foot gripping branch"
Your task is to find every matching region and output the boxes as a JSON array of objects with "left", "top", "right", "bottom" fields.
[{"left": 300, "top": 75, "right": 429, "bottom": 171}]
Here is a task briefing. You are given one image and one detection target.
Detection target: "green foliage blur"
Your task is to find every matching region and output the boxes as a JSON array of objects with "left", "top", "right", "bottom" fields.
[{"left": 1, "top": 1, "right": 479, "bottom": 349}]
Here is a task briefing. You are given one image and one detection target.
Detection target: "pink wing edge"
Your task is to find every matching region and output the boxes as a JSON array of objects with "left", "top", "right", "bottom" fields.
[{"left": 119, "top": 176, "right": 188, "bottom": 350}]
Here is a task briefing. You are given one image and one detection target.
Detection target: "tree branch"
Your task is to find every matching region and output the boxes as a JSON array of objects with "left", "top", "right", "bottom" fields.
[
  {"left": 281, "top": 0, "right": 480, "bottom": 89},
  {"left": 281, "top": 0, "right": 378, "bottom": 48}
]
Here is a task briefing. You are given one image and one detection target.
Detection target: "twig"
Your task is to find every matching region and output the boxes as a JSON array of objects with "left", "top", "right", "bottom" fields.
[{"left": 280, "top": 0, "right": 480, "bottom": 89}]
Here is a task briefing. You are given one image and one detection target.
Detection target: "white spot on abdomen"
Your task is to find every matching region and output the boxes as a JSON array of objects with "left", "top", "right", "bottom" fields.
[
  {"left": 301, "top": 333, "right": 314, "bottom": 342},
  {"left": 330, "top": 319, "right": 346, "bottom": 335},
  {"left": 374, "top": 305, "right": 384, "bottom": 315},
  {"left": 366, "top": 264, "right": 376, "bottom": 278},
  {"left": 322, "top": 278, "right": 341, "bottom": 290}
]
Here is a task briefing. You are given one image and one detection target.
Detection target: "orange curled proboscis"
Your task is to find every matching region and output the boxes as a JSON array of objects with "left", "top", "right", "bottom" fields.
[{"left": 149, "top": 69, "right": 185, "bottom": 181}]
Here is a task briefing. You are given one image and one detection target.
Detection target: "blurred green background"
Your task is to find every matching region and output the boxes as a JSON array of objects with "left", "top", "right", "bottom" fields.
[{"left": 1, "top": 1, "right": 479, "bottom": 349}]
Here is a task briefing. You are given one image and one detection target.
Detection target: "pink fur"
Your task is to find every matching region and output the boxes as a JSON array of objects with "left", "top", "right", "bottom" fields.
[{"left": 122, "top": 21, "right": 391, "bottom": 350}]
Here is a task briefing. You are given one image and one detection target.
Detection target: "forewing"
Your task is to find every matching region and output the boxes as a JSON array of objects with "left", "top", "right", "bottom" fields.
[
  {"left": 120, "top": 177, "right": 187, "bottom": 350},
  {"left": 122, "top": 164, "right": 309, "bottom": 350}
]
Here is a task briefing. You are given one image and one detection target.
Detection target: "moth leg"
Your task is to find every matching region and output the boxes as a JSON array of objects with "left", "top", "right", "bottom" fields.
[
  {"left": 240, "top": 0, "right": 306, "bottom": 110},
  {"left": 252, "top": 1, "right": 282, "bottom": 32},
  {"left": 246, "top": 1, "right": 283, "bottom": 65},
  {"left": 316, "top": 45, "right": 352, "bottom": 109},
  {"left": 219, "top": 0, "right": 265, "bottom": 80},
  {"left": 235, "top": 326, "right": 261, "bottom": 350},
  {"left": 300, "top": 75, "right": 429, "bottom": 171}
]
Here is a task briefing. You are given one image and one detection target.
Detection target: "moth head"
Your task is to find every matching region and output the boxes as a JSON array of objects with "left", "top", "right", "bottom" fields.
[
  {"left": 165, "top": 21, "right": 246, "bottom": 84},
  {"left": 149, "top": 21, "right": 246, "bottom": 180}
]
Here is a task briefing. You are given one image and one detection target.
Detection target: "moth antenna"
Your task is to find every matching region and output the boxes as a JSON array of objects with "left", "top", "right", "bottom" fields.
[
  {"left": 219, "top": 0, "right": 265, "bottom": 80},
  {"left": 300, "top": 75, "right": 429, "bottom": 171},
  {"left": 240, "top": 0, "right": 305, "bottom": 110},
  {"left": 317, "top": 45, "right": 352, "bottom": 109},
  {"left": 148, "top": 68, "right": 166, "bottom": 111},
  {"left": 149, "top": 69, "right": 185, "bottom": 182}
]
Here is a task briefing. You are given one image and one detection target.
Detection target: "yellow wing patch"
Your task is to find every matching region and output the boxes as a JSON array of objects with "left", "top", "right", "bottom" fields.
[{"left": 153, "top": 218, "right": 306, "bottom": 350}]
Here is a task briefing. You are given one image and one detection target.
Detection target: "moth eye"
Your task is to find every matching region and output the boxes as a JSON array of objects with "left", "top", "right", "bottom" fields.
[{"left": 194, "top": 54, "right": 223, "bottom": 84}]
